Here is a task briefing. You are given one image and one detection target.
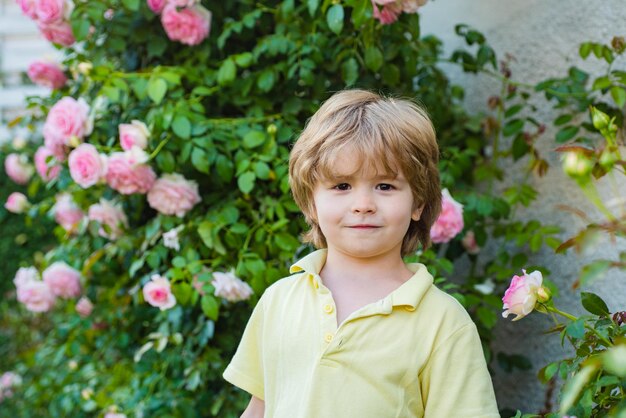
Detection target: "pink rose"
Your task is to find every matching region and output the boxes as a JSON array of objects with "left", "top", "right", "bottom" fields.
[
  {"left": 147, "top": 173, "right": 201, "bottom": 217},
  {"left": 75, "top": 296, "right": 93, "bottom": 317},
  {"left": 4, "top": 153, "right": 34, "bottom": 185},
  {"left": 34, "top": 0, "right": 71, "bottom": 24},
  {"left": 104, "top": 414, "right": 127, "bottom": 418},
  {"left": 105, "top": 150, "right": 156, "bottom": 194},
  {"left": 430, "top": 188, "right": 464, "bottom": 244},
  {"left": 5, "top": 192, "right": 29, "bottom": 214},
  {"left": 38, "top": 20, "right": 75, "bottom": 46},
  {"left": 17, "top": 0, "right": 38, "bottom": 19},
  {"left": 400, "top": 0, "right": 427, "bottom": 13},
  {"left": 212, "top": 271, "right": 253, "bottom": 302},
  {"left": 119, "top": 120, "right": 149, "bottom": 150},
  {"left": 88, "top": 199, "right": 128, "bottom": 240},
  {"left": 53, "top": 193, "right": 84, "bottom": 233},
  {"left": 43, "top": 97, "right": 91, "bottom": 160},
  {"left": 42, "top": 261, "right": 82, "bottom": 299},
  {"left": 68, "top": 143, "right": 108, "bottom": 188},
  {"left": 34, "top": 146, "right": 61, "bottom": 181},
  {"left": 502, "top": 270, "right": 545, "bottom": 321},
  {"left": 161, "top": 4, "right": 211, "bottom": 46},
  {"left": 142, "top": 274, "right": 176, "bottom": 310},
  {"left": 13, "top": 266, "right": 40, "bottom": 288},
  {"left": 461, "top": 230, "right": 480, "bottom": 255},
  {"left": 147, "top": 0, "right": 166, "bottom": 13},
  {"left": 16, "top": 280, "right": 56, "bottom": 312},
  {"left": 27, "top": 60, "right": 67, "bottom": 89},
  {"left": 371, "top": 0, "right": 401, "bottom": 25},
  {"left": 0, "top": 372, "right": 22, "bottom": 389}
]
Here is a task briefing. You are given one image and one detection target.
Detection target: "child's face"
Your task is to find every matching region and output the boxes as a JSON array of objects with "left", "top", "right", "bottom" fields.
[{"left": 311, "top": 153, "right": 423, "bottom": 260}]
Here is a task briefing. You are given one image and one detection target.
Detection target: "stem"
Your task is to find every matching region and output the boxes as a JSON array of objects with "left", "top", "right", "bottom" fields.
[
  {"left": 548, "top": 307, "right": 613, "bottom": 347},
  {"left": 148, "top": 137, "right": 170, "bottom": 160},
  {"left": 579, "top": 181, "right": 616, "bottom": 221}
]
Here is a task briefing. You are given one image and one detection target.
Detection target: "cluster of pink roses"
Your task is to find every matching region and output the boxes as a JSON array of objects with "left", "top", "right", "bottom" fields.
[
  {"left": 430, "top": 188, "right": 464, "bottom": 244},
  {"left": 0, "top": 372, "right": 22, "bottom": 403},
  {"left": 13, "top": 263, "right": 83, "bottom": 313},
  {"left": 371, "top": 0, "right": 427, "bottom": 25},
  {"left": 147, "top": 0, "right": 212, "bottom": 46},
  {"left": 52, "top": 193, "right": 128, "bottom": 239},
  {"left": 16, "top": 0, "right": 75, "bottom": 46},
  {"left": 27, "top": 60, "right": 67, "bottom": 89}
]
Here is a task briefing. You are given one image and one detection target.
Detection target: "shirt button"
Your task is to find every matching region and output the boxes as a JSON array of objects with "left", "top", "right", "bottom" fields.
[
  {"left": 404, "top": 306, "right": 416, "bottom": 312},
  {"left": 314, "top": 281, "right": 319, "bottom": 289},
  {"left": 324, "top": 333, "right": 333, "bottom": 343},
  {"left": 323, "top": 304, "right": 334, "bottom": 314}
]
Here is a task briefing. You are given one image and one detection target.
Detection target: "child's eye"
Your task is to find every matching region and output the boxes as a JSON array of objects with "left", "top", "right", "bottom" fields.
[
  {"left": 332, "top": 183, "right": 351, "bottom": 191},
  {"left": 377, "top": 183, "right": 395, "bottom": 191}
]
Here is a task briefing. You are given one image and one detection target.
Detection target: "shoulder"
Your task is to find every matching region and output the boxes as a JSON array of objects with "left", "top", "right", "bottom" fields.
[
  {"left": 258, "top": 271, "right": 310, "bottom": 304},
  {"left": 417, "top": 283, "right": 475, "bottom": 330}
]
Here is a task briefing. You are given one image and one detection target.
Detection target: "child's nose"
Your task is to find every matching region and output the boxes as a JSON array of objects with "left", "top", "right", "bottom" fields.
[{"left": 351, "top": 190, "right": 376, "bottom": 214}]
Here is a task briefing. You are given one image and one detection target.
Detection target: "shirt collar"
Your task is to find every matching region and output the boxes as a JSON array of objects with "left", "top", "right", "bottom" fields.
[{"left": 289, "top": 249, "right": 434, "bottom": 310}]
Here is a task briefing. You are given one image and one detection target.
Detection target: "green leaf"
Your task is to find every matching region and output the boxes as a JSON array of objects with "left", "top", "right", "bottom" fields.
[
  {"left": 580, "top": 292, "right": 610, "bottom": 316},
  {"left": 238, "top": 172, "right": 256, "bottom": 194},
  {"left": 326, "top": 4, "right": 344, "bottom": 35},
  {"left": 554, "top": 114, "right": 573, "bottom": 126},
  {"left": 148, "top": 78, "right": 167, "bottom": 104},
  {"left": 610, "top": 86, "right": 626, "bottom": 108},
  {"left": 243, "top": 131, "right": 266, "bottom": 148},
  {"left": 307, "top": 0, "right": 320, "bottom": 16},
  {"left": 172, "top": 115, "right": 191, "bottom": 139},
  {"left": 364, "top": 46, "right": 384, "bottom": 72},
  {"left": 504, "top": 104, "right": 523, "bottom": 119},
  {"left": 234, "top": 52, "right": 253, "bottom": 68},
  {"left": 257, "top": 70, "right": 275, "bottom": 92},
  {"left": 71, "top": 19, "right": 91, "bottom": 42},
  {"left": 579, "top": 260, "right": 611, "bottom": 286},
  {"left": 274, "top": 232, "right": 300, "bottom": 251},
  {"left": 197, "top": 221, "right": 214, "bottom": 249},
  {"left": 217, "top": 59, "right": 236, "bottom": 86},
  {"left": 559, "top": 364, "right": 598, "bottom": 414},
  {"left": 122, "top": 0, "right": 140, "bottom": 11},
  {"left": 201, "top": 295, "right": 219, "bottom": 321},
  {"left": 592, "top": 76, "right": 612, "bottom": 90},
  {"left": 555, "top": 125, "right": 579, "bottom": 143},
  {"left": 565, "top": 318, "right": 585, "bottom": 339},
  {"left": 191, "top": 148, "right": 209, "bottom": 174},
  {"left": 341, "top": 58, "right": 358, "bottom": 86},
  {"left": 512, "top": 135, "right": 530, "bottom": 160},
  {"left": 254, "top": 161, "right": 271, "bottom": 180},
  {"left": 503, "top": 119, "right": 524, "bottom": 137},
  {"left": 172, "top": 283, "right": 192, "bottom": 306},
  {"left": 579, "top": 42, "right": 592, "bottom": 59}
]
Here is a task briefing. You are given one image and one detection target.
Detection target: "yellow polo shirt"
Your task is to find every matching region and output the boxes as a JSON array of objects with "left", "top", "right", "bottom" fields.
[{"left": 223, "top": 250, "right": 500, "bottom": 418}]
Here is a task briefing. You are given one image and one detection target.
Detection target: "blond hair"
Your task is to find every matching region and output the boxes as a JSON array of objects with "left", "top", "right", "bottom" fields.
[{"left": 289, "top": 89, "right": 441, "bottom": 255}]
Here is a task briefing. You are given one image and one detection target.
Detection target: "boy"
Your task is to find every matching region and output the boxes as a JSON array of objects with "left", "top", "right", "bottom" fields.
[{"left": 223, "top": 90, "right": 500, "bottom": 418}]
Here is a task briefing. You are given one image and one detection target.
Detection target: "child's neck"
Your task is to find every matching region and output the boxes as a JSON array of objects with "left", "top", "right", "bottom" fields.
[{"left": 321, "top": 247, "right": 412, "bottom": 284}]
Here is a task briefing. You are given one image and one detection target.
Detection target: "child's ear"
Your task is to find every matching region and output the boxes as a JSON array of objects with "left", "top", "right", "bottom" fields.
[{"left": 411, "top": 205, "right": 424, "bottom": 222}]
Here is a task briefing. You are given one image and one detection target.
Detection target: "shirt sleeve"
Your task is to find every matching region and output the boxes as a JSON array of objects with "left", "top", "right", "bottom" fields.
[
  {"left": 419, "top": 323, "right": 500, "bottom": 418},
  {"left": 223, "top": 295, "right": 266, "bottom": 401}
]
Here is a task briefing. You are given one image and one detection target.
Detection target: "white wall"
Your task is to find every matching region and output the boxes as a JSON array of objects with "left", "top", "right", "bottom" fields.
[{"left": 421, "top": 0, "right": 626, "bottom": 413}]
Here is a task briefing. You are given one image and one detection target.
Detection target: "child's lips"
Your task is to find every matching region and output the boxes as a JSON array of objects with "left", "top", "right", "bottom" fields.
[{"left": 348, "top": 224, "right": 381, "bottom": 229}]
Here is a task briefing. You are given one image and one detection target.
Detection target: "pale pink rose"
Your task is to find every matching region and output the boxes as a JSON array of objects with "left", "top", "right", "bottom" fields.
[
  {"left": 147, "top": 0, "right": 166, "bottom": 13},
  {"left": 147, "top": 173, "right": 201, "bottom": 217},
  {"left": 212, "top": 271, "right": 253, "bottom": 302},
  {"left": 34, "top": 0, "right": 69, "bottom": 24},
  {"left": 0, "top": 372, "right": 22, "bottom": 389},
  {"left": 502, "top": 270, "right": 544, "bottom": 321},
  {"left": 371, "top": 0, "right": 401, "bottom": 25},
  {"left": 161, "top": 4, "right": 211, "bottom": 46},
  {"left": 27, "top": 60, "right": 67, "bottom": 89},
  {"left": 162, "top": 225, "right": 183, "bottom": 250},
  {"left": 17, "top": 0, "right": 38, "bottom": 19},
  {"left": 400, "top": 0, "right": 427, "bottom": 13},
  {"left": 16, "top": 280, "right": 56, "bottom": 312},
  {"left": 75, "top": 296, "right": 93, "bottom": 317},
  {"left": 43, "top": 97, "right": 91, "bottom": 159},
  {"left": 430, "top": 188, "right": 464, "bottom": 244},
  {"left": 105, "top": 151, "right": 156, "bottom": 194},
  {"left": 13, "top": 266, "right": 40, "bottom": 288},
  {"left": 68, "top": 143, "right": 108, "bottom": 188},
  {"left": 38, "top": 20, "right": 75, "bottom": 46},
  {"left": 104, "top": 413, "right": 127, "bottom": 418},
  {"left": 103, "top": 8, "right": 114, "bottom": 19},
  {"left": 119, "top": 120, "right": 149, "bottom": 151},
  {"left": 4, "top": 153, "right": 34, "bottom": 185},
  {"left": 461, "top": 230, "right": 480, "bottom": 255},
  {"left": 87, "top": 199, "right": 128, "bottom": 240},
  {"left": 5, "top": 192, "right": 29, "bottom": 214},
  {"left": 53, "top": 193, "right": 84, "bottom": 233},
  {"left": 34, "top": 146, "right": 61, "bottom": 181},
  {"left": 142, "top": 274, "right": 176, "bottom": 310},
  {"left": 42, "top": 261, "right": 82, "bottom": 299}
]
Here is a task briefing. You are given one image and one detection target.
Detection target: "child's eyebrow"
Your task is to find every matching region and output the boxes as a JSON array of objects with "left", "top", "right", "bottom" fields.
[{"left": 326, "top": 174, "right": 403, "bottom": 181}]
